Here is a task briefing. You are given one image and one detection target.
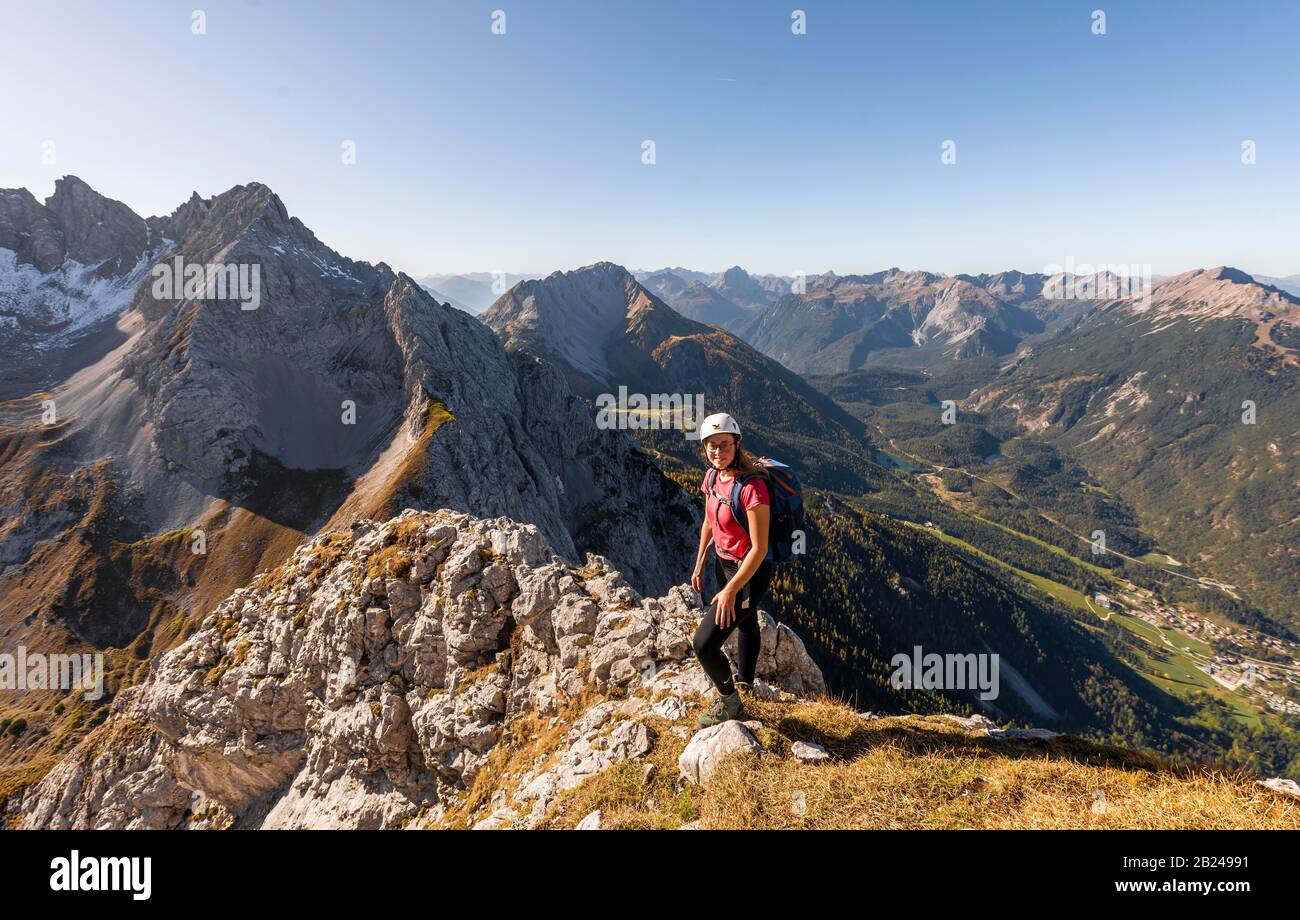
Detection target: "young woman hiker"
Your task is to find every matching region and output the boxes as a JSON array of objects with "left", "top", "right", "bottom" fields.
[{"left": 690, "top": 412, "right": 773, "bottom": 728}]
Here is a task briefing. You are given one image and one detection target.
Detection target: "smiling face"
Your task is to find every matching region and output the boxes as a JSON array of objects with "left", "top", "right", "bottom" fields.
[{"left": 704, "top": 433, "right": 737, "bottom": 470}]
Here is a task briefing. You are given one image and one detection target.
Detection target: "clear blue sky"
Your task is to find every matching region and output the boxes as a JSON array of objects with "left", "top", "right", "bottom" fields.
[{"left": 3, "top": 0, "right": 1297, "bottom": 277}]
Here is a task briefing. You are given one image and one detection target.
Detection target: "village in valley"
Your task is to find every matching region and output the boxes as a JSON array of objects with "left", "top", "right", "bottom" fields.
[{"left": 1092, "top": 585, "right": 1300, "bottom": 719}]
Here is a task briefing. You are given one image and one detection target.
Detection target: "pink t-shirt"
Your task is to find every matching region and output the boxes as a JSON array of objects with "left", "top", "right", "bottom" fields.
[{"left": 701, "top": 471, "right": 770, "bottom": 562}]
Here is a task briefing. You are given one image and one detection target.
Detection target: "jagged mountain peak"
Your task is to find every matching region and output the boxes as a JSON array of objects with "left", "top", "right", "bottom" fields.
[
  {"left": 45, "top": 173, "right": 143, "bottom": 223},
  {"left": 174, "top": 181, "right": 292, "bottom": 246},
  {"left": 45, "top": 173, "right": 93, "bottom": 199},
  {"left": 11, "top": 173, "right": 151, "bottom": 278},
  {"left": 1, "top": 177, "right": 164, "bottom": 393},
  {"left": 46, "top": 173, "right": 116, "bottom": 204}
]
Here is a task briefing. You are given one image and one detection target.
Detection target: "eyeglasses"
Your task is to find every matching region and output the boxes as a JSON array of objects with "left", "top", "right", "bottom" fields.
[{"left": 704, "top": 440, "right": 736, "bottom": 452}]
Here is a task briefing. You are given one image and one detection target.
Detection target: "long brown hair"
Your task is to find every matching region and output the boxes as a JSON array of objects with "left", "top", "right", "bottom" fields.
[{"left": 703, "top": 434, "right": 769, "bottom": 481}]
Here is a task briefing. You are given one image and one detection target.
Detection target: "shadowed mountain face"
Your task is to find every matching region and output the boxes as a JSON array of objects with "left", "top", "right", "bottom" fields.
[
  {"left": 0, "top": 180, "right": 697, "bottom": 746},
  {"left": 480, "top": 262, "right": 890, "bottom": 492}
]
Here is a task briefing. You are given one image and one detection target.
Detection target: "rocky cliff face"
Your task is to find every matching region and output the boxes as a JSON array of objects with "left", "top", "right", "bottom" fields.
[
  {"left": 0, "top": 176, "right": 151, "bottom": 278},
  {"left": 17, "top": 506, "right": 1290, "bottom": 831},
  {"left": 0, "top": 180, "right": 699, "bottom": 785},
  {"left": 117, "top": 181, "right": 393, "bottom": 490},
  {"left": 15, "top": 510, "right": 824, "bottom": 829}
]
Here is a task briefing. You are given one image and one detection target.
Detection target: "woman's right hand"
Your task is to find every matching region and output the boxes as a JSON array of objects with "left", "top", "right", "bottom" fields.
[{"left": 691, "top": 566, "right": 703, "bottom": 594}]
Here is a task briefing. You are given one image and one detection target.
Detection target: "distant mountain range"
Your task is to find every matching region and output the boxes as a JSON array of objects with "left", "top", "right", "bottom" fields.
[
  {"left": 636, "top": 265, "right": 790, "bottom": 332},
  {"left": 616, "top": 265, "right": 1132, "bottom": 373},
  {"left": 423, "top": 263, "right": 1300, "bottom": 335}
]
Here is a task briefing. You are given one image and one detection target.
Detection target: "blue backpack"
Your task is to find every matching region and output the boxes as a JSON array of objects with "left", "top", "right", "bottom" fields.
[{"left": 706, "top": 458, "right": 806, "bottom": 562}]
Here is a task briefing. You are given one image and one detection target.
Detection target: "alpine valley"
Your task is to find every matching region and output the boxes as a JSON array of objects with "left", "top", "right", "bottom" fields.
[{"left": 0, "top": 178, "right": 1296, "bottom": 829}]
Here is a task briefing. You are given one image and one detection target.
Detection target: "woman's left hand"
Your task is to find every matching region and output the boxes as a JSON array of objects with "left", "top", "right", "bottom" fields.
[{"left": 711, "top": 586, "right": 738, "bottom": 626}]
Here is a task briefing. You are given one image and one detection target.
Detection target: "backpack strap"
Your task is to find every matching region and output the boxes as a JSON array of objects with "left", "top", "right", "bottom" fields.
[
  {"left": 705, "top": 467, "right": 719, "bottom": 531},
  {"left": 709, "top": 468, "right": 765, "bottom": 536},
  {"left": 729, "top": 472, "right": 764, "bottom": 539}
]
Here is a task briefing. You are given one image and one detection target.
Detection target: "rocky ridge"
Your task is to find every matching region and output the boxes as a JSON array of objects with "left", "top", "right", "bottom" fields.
[{"left": 15, "top": 509, "right": 825, "bottom": 829}]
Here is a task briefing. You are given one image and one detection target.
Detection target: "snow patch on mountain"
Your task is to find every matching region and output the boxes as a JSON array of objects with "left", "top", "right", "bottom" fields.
[{"left": 0, "top": 244, "right": 159, "bottom": 347}]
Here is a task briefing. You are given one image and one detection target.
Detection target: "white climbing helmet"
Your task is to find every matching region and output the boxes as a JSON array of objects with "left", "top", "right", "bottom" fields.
[{"left": 698, "top": 412, "right": 741, "bottom": 441}]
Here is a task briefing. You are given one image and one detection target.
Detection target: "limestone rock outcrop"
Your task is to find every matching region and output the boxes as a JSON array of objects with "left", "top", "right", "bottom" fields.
[{"left": 18, "top": 509, "right": 826, "bottom": 829}]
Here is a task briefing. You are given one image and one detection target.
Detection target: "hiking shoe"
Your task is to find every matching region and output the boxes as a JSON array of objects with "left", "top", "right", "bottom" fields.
[{"left": 698, "top": 690, "right": 743, "bottom": 728}]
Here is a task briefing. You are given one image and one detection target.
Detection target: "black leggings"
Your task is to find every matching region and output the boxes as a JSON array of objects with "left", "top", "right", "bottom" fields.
[{"left": 692, "top": 553, "right": 773, "bottom": 696}]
